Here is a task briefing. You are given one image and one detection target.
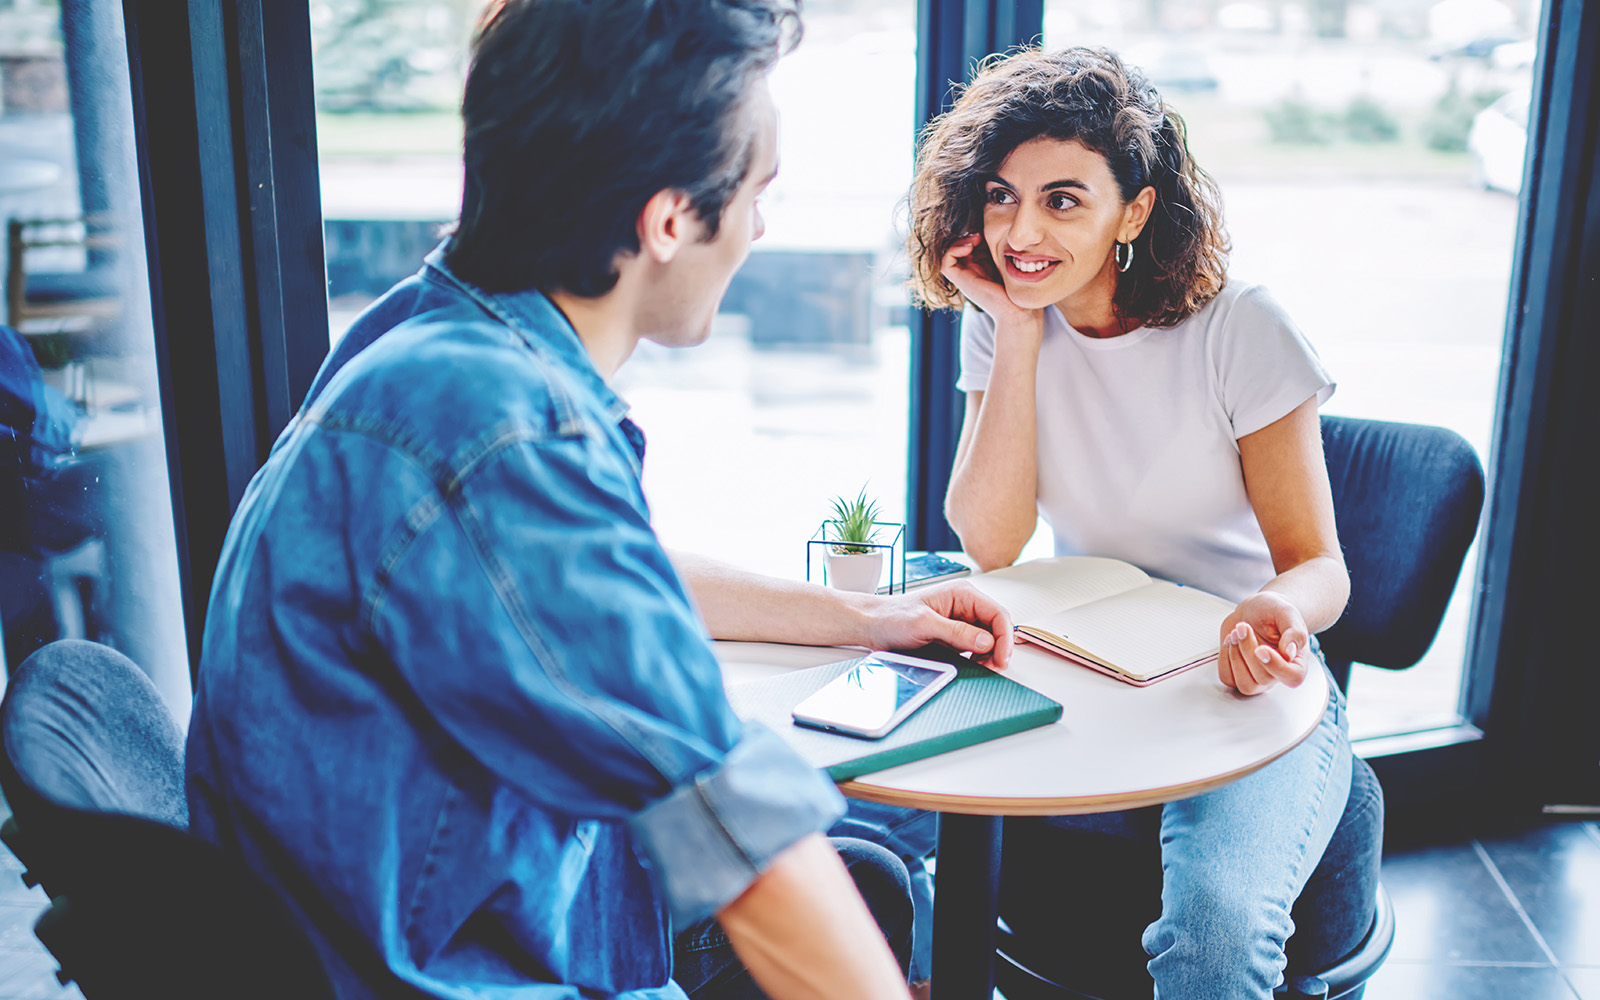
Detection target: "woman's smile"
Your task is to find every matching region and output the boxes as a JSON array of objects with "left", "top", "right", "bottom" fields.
[{"left": 1003, "top": 252, "right": 1061, "bottom": 282}]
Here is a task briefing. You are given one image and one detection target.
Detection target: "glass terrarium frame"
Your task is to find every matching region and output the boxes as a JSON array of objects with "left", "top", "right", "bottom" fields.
[{"left": 806, "top": 520, "right": 906, "bottom": 593}]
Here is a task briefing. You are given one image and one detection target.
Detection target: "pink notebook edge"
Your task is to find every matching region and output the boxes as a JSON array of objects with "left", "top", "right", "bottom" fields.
[{"left": 1014, "top": 630, "right": 1215, "bottom": 687}]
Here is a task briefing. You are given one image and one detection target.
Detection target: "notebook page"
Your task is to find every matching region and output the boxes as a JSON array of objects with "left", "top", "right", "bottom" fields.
[
  {"left": 966, "top": 557, "right": 1152, "bottom": 621},
  {"left": 1025, "top": 581, "right": 1234, "bottom": 680}
]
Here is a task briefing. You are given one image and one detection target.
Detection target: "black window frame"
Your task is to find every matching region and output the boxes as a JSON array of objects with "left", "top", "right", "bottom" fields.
[{"left": 123, "top": 0, "right": 328, "bottom": 669}]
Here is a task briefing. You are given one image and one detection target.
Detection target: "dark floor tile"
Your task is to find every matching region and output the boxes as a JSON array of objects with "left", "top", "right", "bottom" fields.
[
  {"left": 0, "top": 975, "right": 76, "bottom": 999},
  {"left": 1362, "top": 961, "right": 1578, "bottom": 1000},
  {"left": 0, "top": 907, "right": 45, "bottom": 953},
  {"left": 1380, "top": 842, "right": 1549, "bottom": 963},
  {"left": 0, "top": 882, "right": 40, "bottom": 908},
  {"left": 1478, "top": 820, "right": 1600, "bottom": 967},
  {"left": 1, "top": 978, "right": 80, "bottom": 1000},
  {"left": 0, "top": 950, "right": 66, "bottom": 1000}
]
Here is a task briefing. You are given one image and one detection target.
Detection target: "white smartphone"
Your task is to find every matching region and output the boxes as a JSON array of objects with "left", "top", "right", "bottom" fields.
[{"left": 791, "top": 652, "right": 959, "bottom": 739}]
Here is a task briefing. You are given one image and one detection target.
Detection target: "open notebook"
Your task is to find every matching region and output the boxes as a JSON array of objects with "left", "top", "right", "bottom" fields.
[{"left": 966, "top": 557, "right": 1236, "bottom": 685}]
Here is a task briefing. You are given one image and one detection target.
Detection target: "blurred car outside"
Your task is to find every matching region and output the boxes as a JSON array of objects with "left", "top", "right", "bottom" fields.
[
  {"left": 1468, "top": 86, "right": 1530, "bottom": 195},
  {"left": 1490, "top": 39, "right": 1538, "bottom": 71},
  {"left": 1123, "top": 42, "right": 1219, "bottom": 93}
]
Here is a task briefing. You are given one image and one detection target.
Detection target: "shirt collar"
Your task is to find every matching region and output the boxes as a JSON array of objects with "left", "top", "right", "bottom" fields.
[{"left": 422, "top": 242, "right": 631, "bottom": 424}]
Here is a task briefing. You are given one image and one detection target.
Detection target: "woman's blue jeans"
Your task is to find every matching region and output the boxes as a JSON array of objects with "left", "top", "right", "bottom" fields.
[{"left": 1135, "top": 673, "right": 1352, "bottom": 998}]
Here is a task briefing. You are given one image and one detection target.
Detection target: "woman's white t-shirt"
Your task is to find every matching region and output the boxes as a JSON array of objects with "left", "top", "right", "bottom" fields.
[{"left": 957, "top": 281, "right": 1334, "bottom": 604}]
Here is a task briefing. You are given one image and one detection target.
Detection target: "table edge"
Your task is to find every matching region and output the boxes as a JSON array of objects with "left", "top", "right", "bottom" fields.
[{"left": 836, "top": 677, "right": 1332, "bottom": 816}]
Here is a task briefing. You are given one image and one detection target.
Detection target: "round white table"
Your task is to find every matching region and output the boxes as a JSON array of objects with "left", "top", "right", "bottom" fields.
[{"left": 716, "top": 638, "right": 1329, "bottom": 999}]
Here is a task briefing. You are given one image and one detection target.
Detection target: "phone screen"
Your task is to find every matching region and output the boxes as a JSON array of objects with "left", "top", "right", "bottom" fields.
[
  {"left": 905, "top": 553, "right": 970, "bottom": 583},
  {"left": 878, "top": 553, "right": 971, "bottom": 593},
  {"left": 792, "top": 657, "right": 952, "bottom": 736}
]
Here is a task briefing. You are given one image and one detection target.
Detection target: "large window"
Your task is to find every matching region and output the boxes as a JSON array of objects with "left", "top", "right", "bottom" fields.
[
  {"left": 1040, "top": 0, "right": 1538, "bottom": 741},
  {"left": 617, "top": 1, "right": 916, "bottom": 577},
  {"left": 0, "top": 0, "right": 189, "bottom": 719},
  {"left": 311, "top": 0, "right": 917, "bottom": 582}
]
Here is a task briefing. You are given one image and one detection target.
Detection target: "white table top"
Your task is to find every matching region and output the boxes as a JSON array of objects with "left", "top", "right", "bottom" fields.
[{"left": 716, "top": 638, "right": 1329, "bottom": 817}]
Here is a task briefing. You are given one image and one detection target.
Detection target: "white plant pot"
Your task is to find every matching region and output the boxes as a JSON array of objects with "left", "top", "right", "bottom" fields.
[{"left": 826, "top": 550, "right": 885, "bottom": 594}]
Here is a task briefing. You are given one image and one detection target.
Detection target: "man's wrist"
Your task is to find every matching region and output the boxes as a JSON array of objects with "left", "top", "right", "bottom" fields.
[{"left": 831, "top": 589, "right": 880, "bottom": 648}]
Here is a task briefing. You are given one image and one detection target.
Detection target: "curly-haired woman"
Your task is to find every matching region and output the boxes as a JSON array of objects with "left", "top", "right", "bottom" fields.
[{"left": 907, "top": 47, "right": 1354, "bottom": 998}]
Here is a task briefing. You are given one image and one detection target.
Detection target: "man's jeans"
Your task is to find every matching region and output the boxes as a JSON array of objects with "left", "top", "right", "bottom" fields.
[
  {"left": 673, "top": 837, "right": 914, "bottom": 999},
  {"left": 828, "top": 799, "right": 938, "bottom": 983}
]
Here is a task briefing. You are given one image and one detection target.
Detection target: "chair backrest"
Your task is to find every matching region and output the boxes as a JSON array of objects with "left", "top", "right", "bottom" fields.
[
  {"left": 0, "top": 640, "right": 335, "bottom": 999},
  {"left": 0, "top": 639, "right": 186, "bottom": 830},
  {"left": 1318, "top": 416, "right": 1486, "bottom": 690}
]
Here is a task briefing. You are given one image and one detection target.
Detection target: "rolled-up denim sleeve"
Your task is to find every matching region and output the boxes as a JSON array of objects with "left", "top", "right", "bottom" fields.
[
  {"left": 630, "top": 721, "right": 844, "bottom": 924},
  {"left": 372, "top": 424, "right": 841, "bottom": 924}
]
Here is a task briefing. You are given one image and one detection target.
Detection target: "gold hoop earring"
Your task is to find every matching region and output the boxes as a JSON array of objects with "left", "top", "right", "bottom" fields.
[{"left": 1114, "top": 241, "right": 1134, "bottom": 273}]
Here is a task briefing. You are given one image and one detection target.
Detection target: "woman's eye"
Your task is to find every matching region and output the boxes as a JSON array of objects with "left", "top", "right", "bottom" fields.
[
  {"left": 1047, "top": 193, "right": 1076, "bottom": 211},
  {"left": 986, "top": 188, "right": 1014, "bottom": 205}
]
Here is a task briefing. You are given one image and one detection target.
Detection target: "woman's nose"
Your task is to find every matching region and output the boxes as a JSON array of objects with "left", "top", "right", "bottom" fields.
[{"left": 1008, "top": 202, "right": 1044, "bottom": 248}]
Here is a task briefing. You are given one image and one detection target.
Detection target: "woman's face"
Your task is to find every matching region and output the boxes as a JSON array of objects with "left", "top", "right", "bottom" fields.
[{"left": 981, "top": 137, "right": 1152, "bottom": 313}]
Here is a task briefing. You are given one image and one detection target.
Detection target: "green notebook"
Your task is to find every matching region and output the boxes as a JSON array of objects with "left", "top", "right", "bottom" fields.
[{"left": 725, "top": 656, "right": 1063, "bottom": 782}]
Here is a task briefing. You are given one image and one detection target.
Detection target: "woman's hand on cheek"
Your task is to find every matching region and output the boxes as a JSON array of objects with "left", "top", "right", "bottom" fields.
[
  {"left": 1217, "top": 593, "right": 1312, "bottom": 696},
  {"left": 941, "top": 235, "right": 1038, "bottom": 328}
]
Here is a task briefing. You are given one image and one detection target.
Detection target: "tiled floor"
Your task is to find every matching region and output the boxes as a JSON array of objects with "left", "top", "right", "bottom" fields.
[
  {"left": 1362, "top": 817, "right": 1600, "bottom": 1000},
  {"left": 0, "top": 814, "right": 1593, "bottom": 999},
  {"left": 0, "top": 847, "right": 79, "bottom": 1000}
]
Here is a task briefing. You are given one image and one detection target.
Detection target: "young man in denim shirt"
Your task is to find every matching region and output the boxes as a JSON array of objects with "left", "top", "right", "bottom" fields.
[{"left": 185, "top": 1, "right": 1011, "bottom": 997}]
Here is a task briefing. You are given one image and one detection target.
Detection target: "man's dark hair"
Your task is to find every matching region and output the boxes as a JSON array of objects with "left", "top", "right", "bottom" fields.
[{"left": 446, "top": 0, "right": 801, "bottom": 296}]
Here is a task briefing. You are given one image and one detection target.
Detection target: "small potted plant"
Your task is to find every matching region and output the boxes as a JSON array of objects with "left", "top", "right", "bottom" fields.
[{"left": 825, "top": 486, "right": 885, "bottom": 593}]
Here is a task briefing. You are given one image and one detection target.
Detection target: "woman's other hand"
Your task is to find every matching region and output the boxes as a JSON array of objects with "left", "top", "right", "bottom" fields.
[
  {"left": 940, "top": 235, "right": 1040, "bottom": 331},
  {"left": 1217, "top": 592, "right": 1312, "bottom": 695}
]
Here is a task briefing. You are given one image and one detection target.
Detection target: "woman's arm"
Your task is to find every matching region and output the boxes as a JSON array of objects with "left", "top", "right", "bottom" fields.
[
  {"left": 939, "top": 236, "right": 1046, "bottom": 570},
  {"left": 1218, "top": 397, "right": 1350, "bottom": 696}
]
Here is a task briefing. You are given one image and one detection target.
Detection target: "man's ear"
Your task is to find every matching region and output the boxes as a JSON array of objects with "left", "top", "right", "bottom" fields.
[
  {"left": 638, "top": 188, "right": 699, "bottom": 265},
  {"left": 1120, "top": 185, "right": 1157, "bottom": 243}
]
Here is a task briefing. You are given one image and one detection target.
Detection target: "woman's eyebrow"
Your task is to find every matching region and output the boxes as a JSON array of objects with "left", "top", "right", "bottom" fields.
[{"left": 984, "top": 175, "right": 1091, "bottom": 194}]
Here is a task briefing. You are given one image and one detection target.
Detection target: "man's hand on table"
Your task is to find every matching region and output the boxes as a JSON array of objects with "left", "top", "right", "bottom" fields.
[
  {"left": 860, "top": 582, "right": 1014, "bottom": 670},
  {"left": 670, "top": 551, "right": 1012, "bottom": 666}
]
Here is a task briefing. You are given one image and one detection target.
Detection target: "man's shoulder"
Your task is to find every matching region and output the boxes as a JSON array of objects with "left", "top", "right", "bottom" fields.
[{"left": 307, "top": 308, "right": 596, "bottom": 474}]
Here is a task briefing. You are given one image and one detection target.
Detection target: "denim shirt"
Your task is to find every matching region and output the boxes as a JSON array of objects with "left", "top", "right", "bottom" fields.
[{"left": 185, "top": 247, "right": 845, "bottom": 999}]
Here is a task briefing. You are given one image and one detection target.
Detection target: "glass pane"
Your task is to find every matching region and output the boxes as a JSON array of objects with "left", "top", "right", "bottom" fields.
[
  {"left": 616, "top": 5, "right": 915, "bottom": 577},
  {"left": 311, "top": 0, "right": 914, "bottom": 582},
  {"left": 1040, "top": 0, "right": 1540, "bottom": 740},
  {"left": 1, "top": 0, "right": 190, "bottom": 722}
]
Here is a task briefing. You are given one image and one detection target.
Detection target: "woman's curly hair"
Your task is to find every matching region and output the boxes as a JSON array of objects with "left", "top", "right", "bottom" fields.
[{"left": 907, "top": 46, "right": 1229, "bottom": 328}]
